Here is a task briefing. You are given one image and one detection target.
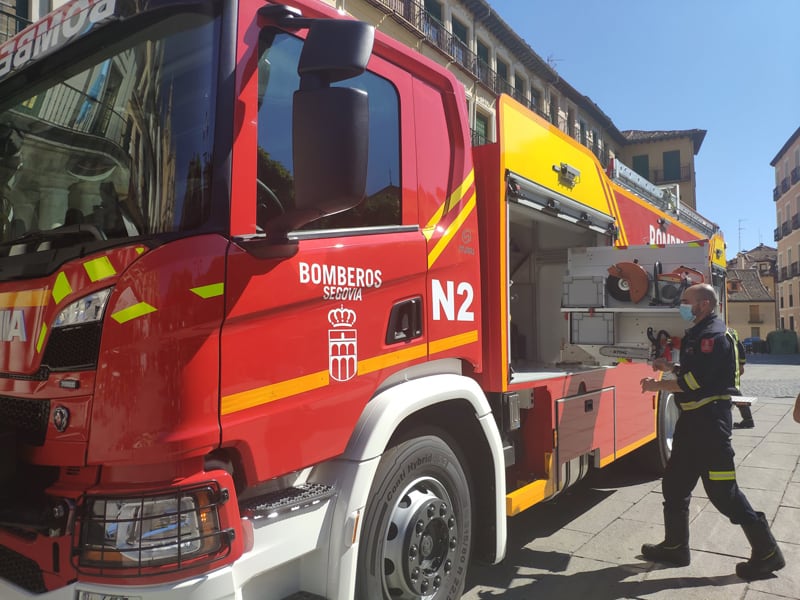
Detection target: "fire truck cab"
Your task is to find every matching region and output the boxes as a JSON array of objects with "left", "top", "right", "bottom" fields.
[{"left": 0, "top": 0, "right": 725, "bottom": 598}]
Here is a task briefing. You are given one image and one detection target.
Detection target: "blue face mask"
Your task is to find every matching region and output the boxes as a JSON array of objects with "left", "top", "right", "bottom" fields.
[{"left": 679, "top": 303, "right": 695, "bottom": 322}]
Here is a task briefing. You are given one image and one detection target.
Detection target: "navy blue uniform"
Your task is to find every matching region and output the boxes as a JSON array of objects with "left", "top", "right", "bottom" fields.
[{"left": 665, "top": 313, "right": 759, "bottom": 526}]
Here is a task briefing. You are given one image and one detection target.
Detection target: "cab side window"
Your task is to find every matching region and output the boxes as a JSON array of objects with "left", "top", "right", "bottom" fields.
[{"left": 257, "top": 31, "right": 401, "bottom": 230}]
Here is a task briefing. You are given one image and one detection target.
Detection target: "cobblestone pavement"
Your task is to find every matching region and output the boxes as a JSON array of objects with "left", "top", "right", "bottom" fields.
[{"left": 462, "top": 360, "right": 800, "bottom": 600}]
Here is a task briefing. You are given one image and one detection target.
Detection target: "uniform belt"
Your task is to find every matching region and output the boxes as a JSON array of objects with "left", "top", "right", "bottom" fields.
[{"left": 678, "top": 394, "right": 731, "bottom": 411}]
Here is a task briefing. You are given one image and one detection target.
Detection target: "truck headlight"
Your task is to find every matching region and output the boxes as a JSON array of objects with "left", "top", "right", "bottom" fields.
[
  {"left": 43, "top": 287, "right": 113, "bottom": 370},
  {"left": 79, "top": 487, "right": 229, "bottom": 571},
  {"left": 53, "top": 288, "right": 112, "bottom": 328}
]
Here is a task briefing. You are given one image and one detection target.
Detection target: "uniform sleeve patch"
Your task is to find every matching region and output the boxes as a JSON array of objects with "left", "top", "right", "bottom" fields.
[{"left": 701, "top": 338, "right": 714, "bottom": 353}]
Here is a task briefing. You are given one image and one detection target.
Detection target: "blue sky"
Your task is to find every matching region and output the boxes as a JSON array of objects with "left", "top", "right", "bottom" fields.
[{"left": 488, "top": 0, "right": 800, "bottom": 255}]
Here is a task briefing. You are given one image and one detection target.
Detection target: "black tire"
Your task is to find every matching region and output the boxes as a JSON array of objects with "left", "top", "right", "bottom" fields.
[
  {"left": 638, "top": 390, "right": 679, "bottom": 474},
  {"left": 356, "top": 430, "right": 472, "bottom": 600}
]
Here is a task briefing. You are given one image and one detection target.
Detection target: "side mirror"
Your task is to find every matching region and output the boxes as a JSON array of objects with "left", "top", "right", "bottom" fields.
[{"left": 266, "top": 19, "right": 374, "bottom": 239}]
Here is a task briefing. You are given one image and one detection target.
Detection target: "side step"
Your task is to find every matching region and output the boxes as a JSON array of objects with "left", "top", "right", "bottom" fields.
[{"left": 242, "top": 483, "right": 335, "bottom": 522}]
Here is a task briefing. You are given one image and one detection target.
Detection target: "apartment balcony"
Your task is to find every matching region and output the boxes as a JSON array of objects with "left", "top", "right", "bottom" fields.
[
  {"left": 0, "top": 8, "right": 29, "bottom": 43},
  {"left": 365, "top": 0, "right": 607, "bottom": 163},
  {"left": 780, "top": 266, "right": 788, "bottom": 281},
  {"left": 510, "top": 88, "right": 528, "bottom": 106},
  {"left": 782, "top": 221, "right": 791, "bottom": 236},
  {"left": 652, "top": 165, "right": 691, "bottom": 184},
  {"left": 793, "top": 214, "right": 800, "bottom": 230},
  {"left": 494, "top": 77, "right": 514, "bottom": 97},
  {"left": 792, "top": 166, "right": 800, "bottom": 185},
  {"left": 774, "top": 186, "right": 781, "bottom": 201},
  {"left": 781, "top": 177, "right": 790, "bottom": 193},
  {"left": 774, "top": 226, "right": 782, "bottom": 242}
]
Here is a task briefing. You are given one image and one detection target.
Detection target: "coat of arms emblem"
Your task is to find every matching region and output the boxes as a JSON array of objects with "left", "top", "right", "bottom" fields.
[{"left": 328, "top": 305, "right": 357, "bottom": 382}]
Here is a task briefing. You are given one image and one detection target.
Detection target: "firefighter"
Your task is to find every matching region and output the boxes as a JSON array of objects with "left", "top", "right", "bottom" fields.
[
  {"left": 728, "top": 327, "right": 755, "bottom": 429},
  {"left": 640, "top": 283, "right": 785, "bottom": 580}
]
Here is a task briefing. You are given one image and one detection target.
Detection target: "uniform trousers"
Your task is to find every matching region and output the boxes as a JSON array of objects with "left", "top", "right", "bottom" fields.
[{"left": 663, "top": 399, "right": 759, "bottom": 526}]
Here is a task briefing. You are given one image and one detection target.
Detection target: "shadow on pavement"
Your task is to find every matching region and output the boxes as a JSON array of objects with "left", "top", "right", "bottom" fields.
[{"left": 467, "top": 556, "right": 741, "bottom": 599}]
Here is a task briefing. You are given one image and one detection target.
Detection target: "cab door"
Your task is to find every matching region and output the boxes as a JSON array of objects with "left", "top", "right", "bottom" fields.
[{"left": 219, "top": 23, "right": 427, "bottom": 483}]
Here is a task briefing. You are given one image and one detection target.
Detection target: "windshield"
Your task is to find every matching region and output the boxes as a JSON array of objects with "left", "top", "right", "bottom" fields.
[{"left": 0, "top": 6, "right": 221, "bottom": 262}]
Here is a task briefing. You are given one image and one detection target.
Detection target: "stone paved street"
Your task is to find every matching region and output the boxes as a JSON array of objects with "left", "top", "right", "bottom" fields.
[{"left": 462, "top": 357, "right": 800, "bottom": 600}]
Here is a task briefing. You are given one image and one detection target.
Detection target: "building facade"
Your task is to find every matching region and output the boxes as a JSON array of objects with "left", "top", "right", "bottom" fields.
[
  {"left": 322, "top": 0, "right": 706, "bottom": 209},
  {"left": 726, "top": 265, "right": 776, "bottom": 344},
  {"left": 2, "top": 0, "right": 710, "bottom": 221},
  {"left": 771, "top": 126, "right": 800, "bottom": 341}
]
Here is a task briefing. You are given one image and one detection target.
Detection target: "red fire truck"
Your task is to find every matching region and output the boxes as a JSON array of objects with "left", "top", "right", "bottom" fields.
[{"left": 0, "top": 0, "right": 726, "bottom": 598}]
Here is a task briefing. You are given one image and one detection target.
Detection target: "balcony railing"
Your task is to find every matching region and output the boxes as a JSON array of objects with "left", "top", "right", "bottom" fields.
[
  {"left": 781, "top": 177, "right": 790, "bottom": 193},
  {"left": 792, "top": 262, "right": 799, "bottom": 277},
  {"left": 774, "top": 186, "right": 781, "bottom": 201},
  {"left": 775, "top": 227, "right": 782, "bottom": 242},
  {"left": 792, "top": 166, "right": 800, "bottom": 185},
  {"left": 793, "top": 214, "right": 800, "bottom": 230},
  {"left": 0, "top": 8, "right": 30, "bottom": 43},
  {"left": 781, "top": 266, "right": 788, "bottom": 280},
  {"left": 782, "top": 221, "right": 791, "bottom": 236},
  {"left": 367, "top": 0, "right": 612, "bottom": 160},
  {"left": 651, "top": 165, "right": 691, "bottom": 184},
  {"left": 470, "top": 128, "right": 488, "bottom": 147}
]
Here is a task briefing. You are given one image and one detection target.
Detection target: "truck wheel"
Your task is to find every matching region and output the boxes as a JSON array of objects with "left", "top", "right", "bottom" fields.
[
  {"left": 638, "top": 390, "right": 679, "bottom": 474},
  {"left": 356, "top": 430, "right": 472, "bottom": 600}
]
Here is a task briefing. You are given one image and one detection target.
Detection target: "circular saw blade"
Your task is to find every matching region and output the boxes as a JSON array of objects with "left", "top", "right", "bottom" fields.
[
  {"left": 606, "top": 261, "right": 650, "bottom": 303},
  {"left": 606, "top": 274, "right": 632, "bottom": 302}
]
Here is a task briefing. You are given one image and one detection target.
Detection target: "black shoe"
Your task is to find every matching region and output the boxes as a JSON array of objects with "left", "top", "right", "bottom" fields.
[
  {"left": 736, "top": 546, "right": 785, "bottom": 580},
  {"left": 737, "top": 512, "right": 786, "bottom": 580},
  {"left": 733, "top": 419, "right": 755, "bottom": 429},
  {"left": 642, "top": 541, "right": 691, "bottom": 566}
]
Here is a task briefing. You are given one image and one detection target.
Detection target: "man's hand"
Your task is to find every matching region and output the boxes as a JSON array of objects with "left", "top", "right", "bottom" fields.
[{"left": 641, "top": 377, "right": 660, "bottom": 392}]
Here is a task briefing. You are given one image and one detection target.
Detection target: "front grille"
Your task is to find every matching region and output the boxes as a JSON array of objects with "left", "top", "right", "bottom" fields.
[
  {"left": 0, "top": 545, "right": 47, "bottom": 594},
  {"left": 42, "top": 322, "right": 102, "bottom": 370},
  {"left": 0, "top": 396, "right": 49, "bottom": 446}
]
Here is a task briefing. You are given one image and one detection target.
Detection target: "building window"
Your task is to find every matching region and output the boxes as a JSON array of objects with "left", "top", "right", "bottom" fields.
[
  {"left": 451, "top": 17, "right": 468, "bottom": 66},
  {"left": 496, "top": 59, "right": 509, "bottom": 94},
  {"left": 473, "top": 111, "right": 489, "bottom": 146},
  {"left": 451, "top": 17, "right": 467, "bottom": 45},
  {"left": 530, "top": 87, "right": 539, "bottom": 112},
  {"left": 663, "top": 150, "right": 681, "bottom": 181},
  {"left": 749, "top": 304, "right": 760, "bottom": 322},
  {"left": 423, "top": 0, "right": 444, "bottom": 45},
  {"left": 632, "top": 155, "right": 649, "bottom": 180},
  {"left": 579, "top": 120, "right": 587, "bottom": 145},
  {"left": 549, "top": 93, "right": 559, "bottom": 128},
  {"left": 513, "top": 72, "right": 525, "bottom": 103},
  {"left": 475, "top": 39, "right": 489, "bottom": 84},
  {"left": 425, "top": 0, "right": 442, "bottom": 21}
]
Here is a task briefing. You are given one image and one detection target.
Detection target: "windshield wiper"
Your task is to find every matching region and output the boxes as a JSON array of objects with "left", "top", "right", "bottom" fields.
[{"left": 0, "top": 224, "right": 107, "bottom": 254}]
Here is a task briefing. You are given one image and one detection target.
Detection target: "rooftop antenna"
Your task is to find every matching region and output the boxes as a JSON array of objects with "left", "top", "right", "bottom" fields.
[{"left": 546, "top": 54, "right": 562, "bottom": 69}]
